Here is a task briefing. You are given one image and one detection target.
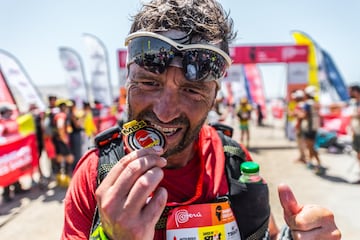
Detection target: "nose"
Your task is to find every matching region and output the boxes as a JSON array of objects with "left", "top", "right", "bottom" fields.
[
  {"left": 152, "top": 66, "right": 185, "bottom": 123},
  {"left": 153, "top": 87, "right": 181, "bottom": 123}
]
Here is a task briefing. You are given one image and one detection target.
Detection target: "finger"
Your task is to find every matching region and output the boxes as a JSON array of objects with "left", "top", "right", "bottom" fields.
[
  {"left": 290, "top": 205, "right": 336, "bottom": 232},
  {"left": 278, "top": 183, "right": 303, "bottom": 226},
  {"left": 291, "top": 222, "right": 341, "bottom": 240},
  {"left": 278, "top": 183, "right": 302, "bottom": 215},
  {"left": 125, "top": 166, "right": 165, "bottom": 212},
  {"left": 99, "top": 146, "right": 164, "bottom": 189},
  {"left": 142, "top": 187, "right": 168, "bottom": 226}
]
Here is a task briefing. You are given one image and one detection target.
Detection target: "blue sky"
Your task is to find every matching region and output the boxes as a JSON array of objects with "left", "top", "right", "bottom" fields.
[{"left": 1, "top": 0, "right": 359, "bottom": 98}]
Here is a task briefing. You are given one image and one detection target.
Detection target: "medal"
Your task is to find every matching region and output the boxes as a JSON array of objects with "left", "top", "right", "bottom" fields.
[{"left": 122, "top": 120, "right": 166, "bottom": 151}]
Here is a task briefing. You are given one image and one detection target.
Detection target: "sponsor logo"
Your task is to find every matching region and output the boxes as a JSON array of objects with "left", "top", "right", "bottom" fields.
[{"left": 175, "top": 209, "right": 202, "bottom": 227}]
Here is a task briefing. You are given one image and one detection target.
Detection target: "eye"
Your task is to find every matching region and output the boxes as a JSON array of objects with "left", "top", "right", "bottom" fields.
[
  {"left": 181, "top": 86, "right": 208, "bottom": 101},
  {"left": 140, "top": 80, "right": 159, "bottom": 86}
]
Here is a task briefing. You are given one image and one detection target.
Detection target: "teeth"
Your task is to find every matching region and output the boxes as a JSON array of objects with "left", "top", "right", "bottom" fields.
[{"left": 152, "top": 124, "right": 178, "bottom": 135}]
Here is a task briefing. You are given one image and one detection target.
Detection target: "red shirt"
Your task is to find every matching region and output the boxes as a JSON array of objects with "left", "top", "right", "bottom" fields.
[{"left": 61, "top": 125, "right": 250, "bottom": 239}]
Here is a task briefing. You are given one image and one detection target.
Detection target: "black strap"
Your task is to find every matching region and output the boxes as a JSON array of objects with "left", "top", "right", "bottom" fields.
[{"left": 90, "top": 127, "right": 270, "bottom": 240}]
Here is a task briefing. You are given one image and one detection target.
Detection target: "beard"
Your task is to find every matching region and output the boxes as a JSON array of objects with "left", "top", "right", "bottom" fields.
[{"left": 127, "top": 104, "right": 207, "bottom": 158}]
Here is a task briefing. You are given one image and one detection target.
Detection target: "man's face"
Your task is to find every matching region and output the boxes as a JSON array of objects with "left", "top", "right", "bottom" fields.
[{"left": 126, "top": 63, "right": 217, "bottom": 158}]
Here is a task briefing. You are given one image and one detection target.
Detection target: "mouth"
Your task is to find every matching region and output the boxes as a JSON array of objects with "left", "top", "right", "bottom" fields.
[{"left": 151, "top": 123, "right": 181, "bottom": 137}]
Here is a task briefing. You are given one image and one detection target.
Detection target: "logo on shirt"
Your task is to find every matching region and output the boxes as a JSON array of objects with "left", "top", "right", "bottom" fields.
[{"left": 175, "top": 209, "right": 202, "bottom": 227}]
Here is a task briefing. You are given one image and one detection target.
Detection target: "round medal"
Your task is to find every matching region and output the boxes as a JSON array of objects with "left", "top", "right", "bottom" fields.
[{"left": 122, "top": 120, "right": 166, "bottom": 151}]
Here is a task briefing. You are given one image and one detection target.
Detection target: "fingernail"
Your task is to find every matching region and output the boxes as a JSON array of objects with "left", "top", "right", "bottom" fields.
[{"left": 153, "top": 145, "right": 163, "bottom": 152}]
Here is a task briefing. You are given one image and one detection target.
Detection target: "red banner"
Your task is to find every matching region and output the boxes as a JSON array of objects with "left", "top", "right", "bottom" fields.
[
  {"left": 230, "top": 45, "right": 308, "bottom": 64},
  {"left": 243, "top": 64, "right": 267, "bottom": 118},
  {"left": 117, "top": 49, "right": 127, "bottom": 68},
  {"left": 94, "top": 115, "right": 118, "bottom": 133},
  {"left": 0, "top": 134, "right": 39, "bottom": 187}
]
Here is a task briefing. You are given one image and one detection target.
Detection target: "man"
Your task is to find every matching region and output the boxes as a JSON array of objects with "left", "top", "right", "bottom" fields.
[
  {"left": 62, "top": 0, "right": 340, "bottom": 239},
  {"left": 236, "top": 97, "right": 252, "bottom": 148},
  {"left": 349, "top": 85, "right": 360, "bottom": 166},
  {"left": 53, "top": 99, "right": 74, "bottom": 186},
  {"left": 288, "top": 90, "right": 306, "bottom": 163},
  {"left": 298, "top": 86, "right": 324, "bottom": 174}
]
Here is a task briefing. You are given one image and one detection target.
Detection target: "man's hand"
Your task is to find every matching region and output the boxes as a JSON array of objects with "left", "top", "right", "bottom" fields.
[
  {"left": 278, "top": 183, "right": 341, "bottom": 240},
  {"left": 95, "top": 146, "right": 168, "bottom": 240}
]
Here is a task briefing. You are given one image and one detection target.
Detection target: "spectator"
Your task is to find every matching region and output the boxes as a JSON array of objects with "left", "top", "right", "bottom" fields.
[{"left": 236, "top": 97, "right": 252, "bottom": 147}]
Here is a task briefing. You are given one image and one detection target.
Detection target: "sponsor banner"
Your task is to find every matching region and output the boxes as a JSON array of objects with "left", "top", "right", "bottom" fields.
[
  {"left": 83, "top": 33, "right": 113, "bottom": 106},
  {"left": 94, "top": 115, "right": 118, "bottom": 133},
  {"left": 59, "top": 47, "right": 89, "bottom": 107},
  {"left": 287, "top": 63, "right": 308, "bottom": 100},
  {"left": 321, "top": 113, "right": 351, "bottom": 135},
  {"left": 243, "top": 64, "right": 267, "bottom": 118},
  {"left": 117, "top": 49, "right": 127, "bottom": 87},
  {"left": 0, "top": 50, "right": 46, "bottom": 113},
  {"left": 221, "top": 64, "right": 247, "bottom": 105},
  {"left": 117, "top": 49, "right": 127, "bottom": 68},
  {"left": 229, "top": 45, "right": 308, "bottom": 64},
  {"left": 0, "top": 134, "right": 39, "bottom": 187}
]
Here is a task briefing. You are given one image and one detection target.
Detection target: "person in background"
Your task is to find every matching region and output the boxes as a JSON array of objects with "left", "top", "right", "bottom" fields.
[
  {"left": 298, "top": 86, "right": 324, "bottom": 174},
  {"left": 28, "top": 103, "right": 49, "bottom": 188},
  {"left": 61, "top": 1, "right": 340, "bottom": 239},
  {"left": 256, "top": 103, "right": 264, "bottom": 126},
  {"left": 0, "top": 103, "right": 28, "bottom": 202},
  {"left": 285, "top": 90, "right": 298, "bottom": 141},
  {"left": 83, "top": 101, "right": 97, "bottom": 150},
  {"left": 349, "top": 84, "right": 360, "bottom": 181},
  {"left": 68, "top": 100, "right": 84, "bottom": 171},
  {"left": 53, "top": 99, "right": 74, "bottom": 187},
  {"left": 43, "top": 95, "right": 60, "bottom": 181},
  {"left": 236, "top": 97, "right": 252, "bottom": 148},
  {"left": 290, "top": 90, "right": 307, "bottom": 163}
]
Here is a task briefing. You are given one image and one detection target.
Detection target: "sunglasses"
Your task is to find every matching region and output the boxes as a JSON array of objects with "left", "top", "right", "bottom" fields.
[{"left": 125, "top": 31, "right": 232, "bottom": 82}]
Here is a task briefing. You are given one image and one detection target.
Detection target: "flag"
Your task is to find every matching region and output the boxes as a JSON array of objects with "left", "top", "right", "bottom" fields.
[
  {"left": 243, "top": 64, "right": 267, "bottom": 118},
  {"left": 83, "top": 33, "right": 113, "bottom": 106},
  {"left": 321, "top": 49, "right": 349, "bottom": 102},
  {"left": 292, "top": 31, "right": 342, "bottom": 104},
  {"left": 0, "top": 70, "right": 16, "bottom": 105},
  {"left": 59, "top": 47, "right": 89, "bottom": 107},
  {"left": 0, "top": 49, "right": 46, "bottom": 113}
]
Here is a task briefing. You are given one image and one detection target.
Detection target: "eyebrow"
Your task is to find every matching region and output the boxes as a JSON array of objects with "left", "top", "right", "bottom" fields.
[{"left": 129, "top": 68, "right": 159, "bottom": 81}]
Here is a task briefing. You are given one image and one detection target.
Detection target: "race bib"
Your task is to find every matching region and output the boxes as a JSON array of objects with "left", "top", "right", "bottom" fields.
[{"left": 166, "top": 200, "right": 241, "bottom": 240}]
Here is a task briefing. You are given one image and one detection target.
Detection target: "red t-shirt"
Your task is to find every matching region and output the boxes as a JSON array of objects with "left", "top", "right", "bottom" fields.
[{"left": 61, "top": 125, "right": 250, "bottom": 239}]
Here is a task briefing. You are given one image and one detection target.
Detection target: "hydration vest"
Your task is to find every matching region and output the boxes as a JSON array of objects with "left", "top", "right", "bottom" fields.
[{"left": 90, "top": 125, "right": 270, "bottom": 240}]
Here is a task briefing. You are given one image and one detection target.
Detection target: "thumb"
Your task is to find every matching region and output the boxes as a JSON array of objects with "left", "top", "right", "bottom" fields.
[{"left": 278, "top": 183, "right": 302, "bottom": 217}]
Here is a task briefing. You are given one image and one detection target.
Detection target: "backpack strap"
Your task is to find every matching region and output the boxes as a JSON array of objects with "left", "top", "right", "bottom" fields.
[
  {"left": 90, "top": 126, "right": 270, "bottom": 240},
  {"left": 217, "top": 131, "right": 270, "bottom": 240},
  {"left": 90, "top": 126, "right": 125, "bottom": 239}
]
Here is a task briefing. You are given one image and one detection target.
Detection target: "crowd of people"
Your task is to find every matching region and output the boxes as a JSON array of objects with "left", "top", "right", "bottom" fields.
[{"left": 0, "top": 93, "right": 123, "bottom": 202}]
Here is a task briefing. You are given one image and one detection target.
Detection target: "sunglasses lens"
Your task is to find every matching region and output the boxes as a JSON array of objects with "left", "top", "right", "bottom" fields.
[
  {"left": 128, "top": 36, "right": 228, "bottom": 81},
  {"left": 128, "top": 37, "right": 174, "bottom": 74},
  {"left": 182, "top": 50, "right": 227, "bottom": 82}
]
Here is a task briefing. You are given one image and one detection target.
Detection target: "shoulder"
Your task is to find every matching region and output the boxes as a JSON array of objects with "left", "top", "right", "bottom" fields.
[{"left": 72, "top": 148, "right": 100, "bottom": 191}]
